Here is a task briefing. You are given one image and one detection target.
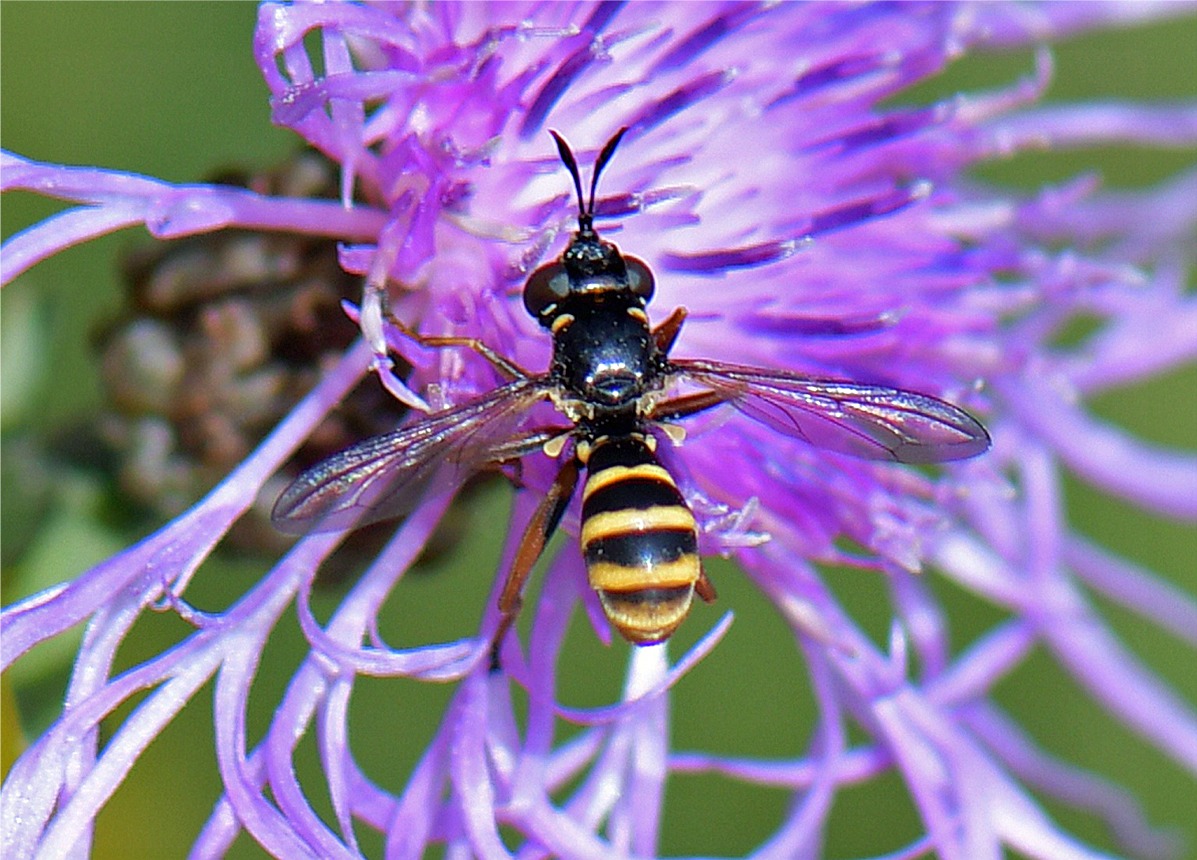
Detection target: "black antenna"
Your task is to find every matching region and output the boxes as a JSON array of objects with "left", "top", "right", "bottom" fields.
[
  {"left": 549, "top": 130, "right": 587, "bottom": 226},
  {"left": 549, "top": 127, "right": 629, "bottom": 233},
  {"left": 588, "top": 127, "right": 628, "bottom": 216}
]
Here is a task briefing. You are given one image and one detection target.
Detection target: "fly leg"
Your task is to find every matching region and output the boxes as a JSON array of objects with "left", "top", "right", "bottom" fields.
[
  {"left": 652, "top": 306, "right": 688, "bottom": 355},
  {"left": 490, "top": 457, "right": 580, "bottom": 670},
  {"left": 649, "top": 389, "right": 728, "bottom": 423},
  {"left": 384, "top": 310, "right": 530, "bottom": 381}
]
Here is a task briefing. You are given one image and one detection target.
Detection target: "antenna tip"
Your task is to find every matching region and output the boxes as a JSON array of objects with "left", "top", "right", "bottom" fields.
[
  {"left": 549, "top": 130, "right": 586, "bottom": 221},
  {"left": 548, "top": 129, "right": 572, "bottom": 164}
]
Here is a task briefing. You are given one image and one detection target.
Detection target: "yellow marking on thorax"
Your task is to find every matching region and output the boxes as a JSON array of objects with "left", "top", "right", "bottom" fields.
[
  {"left": 542, "top": 434, "right": 569, "bottom": 459},
  {"left": 658, "top": 422, "right": 687, "bottom": 446},
  {"left": 581, "top": 506, "right": 697, "bottom": 545},
  {"left": 550, "top": 313, "right": 575, "bottom": 334},
  {"left": 582, "top": 463, "right": 675, "bottom": 500}
]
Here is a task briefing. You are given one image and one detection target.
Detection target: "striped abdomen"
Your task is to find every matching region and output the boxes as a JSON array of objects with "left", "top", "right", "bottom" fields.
[{"left": 580, "top": 434, "right": 701, "bottom": 644}]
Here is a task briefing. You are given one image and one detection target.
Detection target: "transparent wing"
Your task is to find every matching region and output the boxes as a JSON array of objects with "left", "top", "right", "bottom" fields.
[
  {"left": 663, "top": 358, "right": 990, "bottom": 464},
  {"left": 272, "top": 376, "right": 556, "bottom": 534}
]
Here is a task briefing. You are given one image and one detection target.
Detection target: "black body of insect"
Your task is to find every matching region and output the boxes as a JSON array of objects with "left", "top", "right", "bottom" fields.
[{"left": 272, "top": 128, "right": 990, "bottom": 663}]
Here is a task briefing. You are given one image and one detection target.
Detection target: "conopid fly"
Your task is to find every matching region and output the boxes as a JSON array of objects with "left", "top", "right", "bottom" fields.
[{"left": 273, "top": 129, "right": 990, "bottom": 661}]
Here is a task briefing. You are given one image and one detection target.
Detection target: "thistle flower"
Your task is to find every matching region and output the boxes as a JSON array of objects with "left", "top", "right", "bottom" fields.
[{"left": 3, "top": 3, "right": 1196, "bottom": 859}]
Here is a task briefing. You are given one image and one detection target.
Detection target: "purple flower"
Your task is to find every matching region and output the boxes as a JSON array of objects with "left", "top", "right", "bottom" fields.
[{"left": 4, "top": 3, "right": 1196, "bottom": 858}]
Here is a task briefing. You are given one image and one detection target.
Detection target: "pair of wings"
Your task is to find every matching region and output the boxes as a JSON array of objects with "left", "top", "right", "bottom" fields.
[{"left": 271, "top": 358, "right": 989, "bottom": 535}]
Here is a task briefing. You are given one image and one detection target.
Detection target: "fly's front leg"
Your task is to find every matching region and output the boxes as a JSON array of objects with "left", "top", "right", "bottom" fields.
[
  {"left": 490, "top": 457, "right": 580, "bottom": 671},
  {"left": 652, "top": 306, "right": 688, "bottom": 355},
  {"left": 649, "top": 389, "right": 728, "bottom": 424},
  {"left": 384, "top": 309, "right": 529, "bottom": 381}
]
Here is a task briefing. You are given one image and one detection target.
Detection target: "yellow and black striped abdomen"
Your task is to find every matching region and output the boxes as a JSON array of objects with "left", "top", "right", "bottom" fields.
[{"left": 580, "top": 435, "right": 701, "bottom": 644}]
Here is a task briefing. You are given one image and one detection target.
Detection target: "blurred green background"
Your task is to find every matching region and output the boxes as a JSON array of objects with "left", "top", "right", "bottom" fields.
[{"left": 2, "top": 4, "right": 1194, "bottom": 858}]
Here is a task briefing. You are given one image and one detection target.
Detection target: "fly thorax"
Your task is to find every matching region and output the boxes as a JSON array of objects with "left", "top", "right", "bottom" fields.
[{"left": 550, "top": 297, "right": 659, "bottom": 410}]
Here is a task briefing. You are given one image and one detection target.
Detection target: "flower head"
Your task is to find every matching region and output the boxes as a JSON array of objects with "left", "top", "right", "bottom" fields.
[{"left": 3, "top": 3, "right": 1196, "bottom": 859}]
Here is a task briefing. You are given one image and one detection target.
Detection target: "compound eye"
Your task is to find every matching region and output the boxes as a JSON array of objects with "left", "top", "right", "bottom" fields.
[
  {"left": 624, "top": 256, "right": 655, "bottom": 302},
  {"left": 523, "top": 262, "right": 570, "bottom": 321}
]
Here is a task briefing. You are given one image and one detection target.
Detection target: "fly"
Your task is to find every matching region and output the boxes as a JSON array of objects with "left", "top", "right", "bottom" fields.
[{"left": 272, "top": 128, "right": 990, "bottom": 665}]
